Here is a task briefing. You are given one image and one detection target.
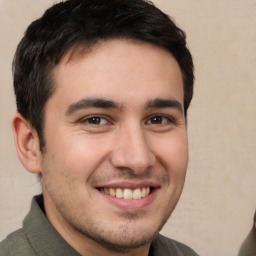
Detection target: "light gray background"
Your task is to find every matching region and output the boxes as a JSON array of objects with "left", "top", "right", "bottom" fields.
[{"left": 0, "top": 1, "right": 256, "bottom": 255}]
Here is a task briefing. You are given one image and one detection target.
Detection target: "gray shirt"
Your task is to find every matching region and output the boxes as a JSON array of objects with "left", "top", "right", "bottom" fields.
[{"left": 0, "top": 195, "right": 198, "bottom": 256}]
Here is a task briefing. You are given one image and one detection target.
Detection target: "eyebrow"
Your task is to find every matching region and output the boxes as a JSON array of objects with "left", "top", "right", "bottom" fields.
[
  {"left": 65, "top": 98, "right": 122, "bottom": 115},
  {"left": 65, "top": 97, "right": 183, "bottom": 116},
  {"left": 145, "top": 98, "right": 183, "bottom": 113}
]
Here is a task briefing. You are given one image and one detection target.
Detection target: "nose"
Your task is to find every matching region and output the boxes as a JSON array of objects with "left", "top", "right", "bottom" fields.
[{"left": 110, "top": 123, "right": 156, "bottom": 174}]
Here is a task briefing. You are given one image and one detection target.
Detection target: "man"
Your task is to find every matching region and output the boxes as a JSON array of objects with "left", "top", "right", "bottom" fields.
[
  {"left": 0, "top": 0, "right": 197, "bottom": 255},
  {"left": 238, "top": 210, "right": 256, "bottom": 256}
]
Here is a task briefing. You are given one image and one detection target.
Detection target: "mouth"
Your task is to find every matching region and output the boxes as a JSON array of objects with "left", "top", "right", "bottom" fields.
[
  {"left": 98, "top": 187, "right": 152, "bottom": 200},
  {"left": 96, "top": 183, "right": 159, "bottom": 210}
]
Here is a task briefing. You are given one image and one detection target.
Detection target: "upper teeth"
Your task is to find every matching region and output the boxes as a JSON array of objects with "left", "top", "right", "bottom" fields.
[{"left": 101, "top": 187, "right": 150, "bottom": 200}]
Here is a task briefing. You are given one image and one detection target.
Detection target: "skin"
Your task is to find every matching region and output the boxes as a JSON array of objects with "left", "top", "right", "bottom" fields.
[{"left": 13, "top": 39, "right": 188, "bottom": 256}]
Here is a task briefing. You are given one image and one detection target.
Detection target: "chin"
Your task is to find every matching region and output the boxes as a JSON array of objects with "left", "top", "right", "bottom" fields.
[{"left": 84, "top": 224, "right": 160, "bottom": 253}]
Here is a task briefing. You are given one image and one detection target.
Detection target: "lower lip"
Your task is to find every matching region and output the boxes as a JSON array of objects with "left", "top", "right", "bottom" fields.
[{"left": 97, "top": 189, "right": 158, "bottom": 211}]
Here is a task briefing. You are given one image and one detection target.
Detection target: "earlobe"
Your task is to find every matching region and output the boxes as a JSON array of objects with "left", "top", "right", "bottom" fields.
[{"left": 12, "top": 113, "right": 42, "bottom": 174}]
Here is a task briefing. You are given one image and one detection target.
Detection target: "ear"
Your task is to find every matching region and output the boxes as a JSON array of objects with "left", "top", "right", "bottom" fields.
[{"left": 12, "top": 113, "right": 42, "bottom": 174}]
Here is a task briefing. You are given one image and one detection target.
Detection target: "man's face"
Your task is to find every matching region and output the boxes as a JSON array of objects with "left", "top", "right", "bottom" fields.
[{"left": 39, "top": 40, "right": 188, "bottom": 252}]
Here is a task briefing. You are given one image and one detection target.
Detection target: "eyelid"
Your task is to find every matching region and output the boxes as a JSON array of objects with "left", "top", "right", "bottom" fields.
[
  {"left": 145, "top": 114, "right": 176, "bottom": 125},
  {"left": 79, "top": 115, "right": 112, "bottom": 125}
]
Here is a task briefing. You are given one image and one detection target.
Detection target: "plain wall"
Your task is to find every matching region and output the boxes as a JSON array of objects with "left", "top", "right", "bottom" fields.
[{"left": 0, "top": 1, "right": 255, "bottom": 255}]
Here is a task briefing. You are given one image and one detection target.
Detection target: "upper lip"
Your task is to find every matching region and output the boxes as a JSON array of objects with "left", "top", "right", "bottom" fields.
[{"left": 95, "top": 181, "right": 160, "bottom": 190}]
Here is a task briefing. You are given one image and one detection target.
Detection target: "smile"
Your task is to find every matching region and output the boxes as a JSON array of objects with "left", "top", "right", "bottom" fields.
[{"left": 99, "top": 187, "right": 151, "bottom": 200}]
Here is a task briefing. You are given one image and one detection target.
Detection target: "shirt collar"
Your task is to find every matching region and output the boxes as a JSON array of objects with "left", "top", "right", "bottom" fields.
[{"left": 23, "top": 194, "right": 81, "bottom": 256}]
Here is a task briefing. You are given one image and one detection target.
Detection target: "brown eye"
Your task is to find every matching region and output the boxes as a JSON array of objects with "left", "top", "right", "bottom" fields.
[
  {"left": 150, "top": 116, "right": 163, "bottom": 124},
  {"left": 147, "top": 116, "right": 170, "bottom": 125},
  {"left": 88, "top": 117, "right": 102, "bottom": 124},
  {"left": 82, "top": 116, "right": 109, "bottom": 125}
]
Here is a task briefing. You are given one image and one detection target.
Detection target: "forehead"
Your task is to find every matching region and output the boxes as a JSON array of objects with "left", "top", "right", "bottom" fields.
[{"left": 50, "top": 39, "right": 184, "bottom": 109}]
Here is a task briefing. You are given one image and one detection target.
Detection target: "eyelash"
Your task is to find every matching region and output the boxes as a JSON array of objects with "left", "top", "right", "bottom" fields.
[
  {"left": 80, "top": 115, "right": 110, "bottom": 125},
  {"left": 146, "top": 115, "right": 175, "bottom": 125},
  {"left": 80, "top": 114, "right": 175, "bottom": 126}
]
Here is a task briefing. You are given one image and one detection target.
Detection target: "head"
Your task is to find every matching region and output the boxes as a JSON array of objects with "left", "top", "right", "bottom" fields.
[
  {"left": 13, "top": 0, "right": 194, "bottom": 151},
  {"left": 12, "top": 0, "right": 194, "bottom": 255}
]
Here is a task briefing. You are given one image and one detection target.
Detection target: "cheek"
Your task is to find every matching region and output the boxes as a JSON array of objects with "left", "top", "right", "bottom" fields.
[
  {"left": 154, "top": 133, "right": 188, "bottom": 176},
  {"left": 50, "top": 134, "right": 112, "bottom": 176}
]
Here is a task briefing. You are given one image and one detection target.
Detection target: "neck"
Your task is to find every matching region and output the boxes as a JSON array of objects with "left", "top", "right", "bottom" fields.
[{"left": 74, "top": 237, "right": 151, "bottom": 256}]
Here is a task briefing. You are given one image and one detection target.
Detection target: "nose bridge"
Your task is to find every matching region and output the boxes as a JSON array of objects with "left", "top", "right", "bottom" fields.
[{"left": 110, "top": 121, "right": 155, "bottom": 173}]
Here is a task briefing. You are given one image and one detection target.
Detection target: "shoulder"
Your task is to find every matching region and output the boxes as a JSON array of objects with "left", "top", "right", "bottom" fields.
[
  {"left": 151, "top": 234, "right": 199, "bottom": 256},
  {"left": 0, "top": 229, "right": 36, "bottom": 256}
]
